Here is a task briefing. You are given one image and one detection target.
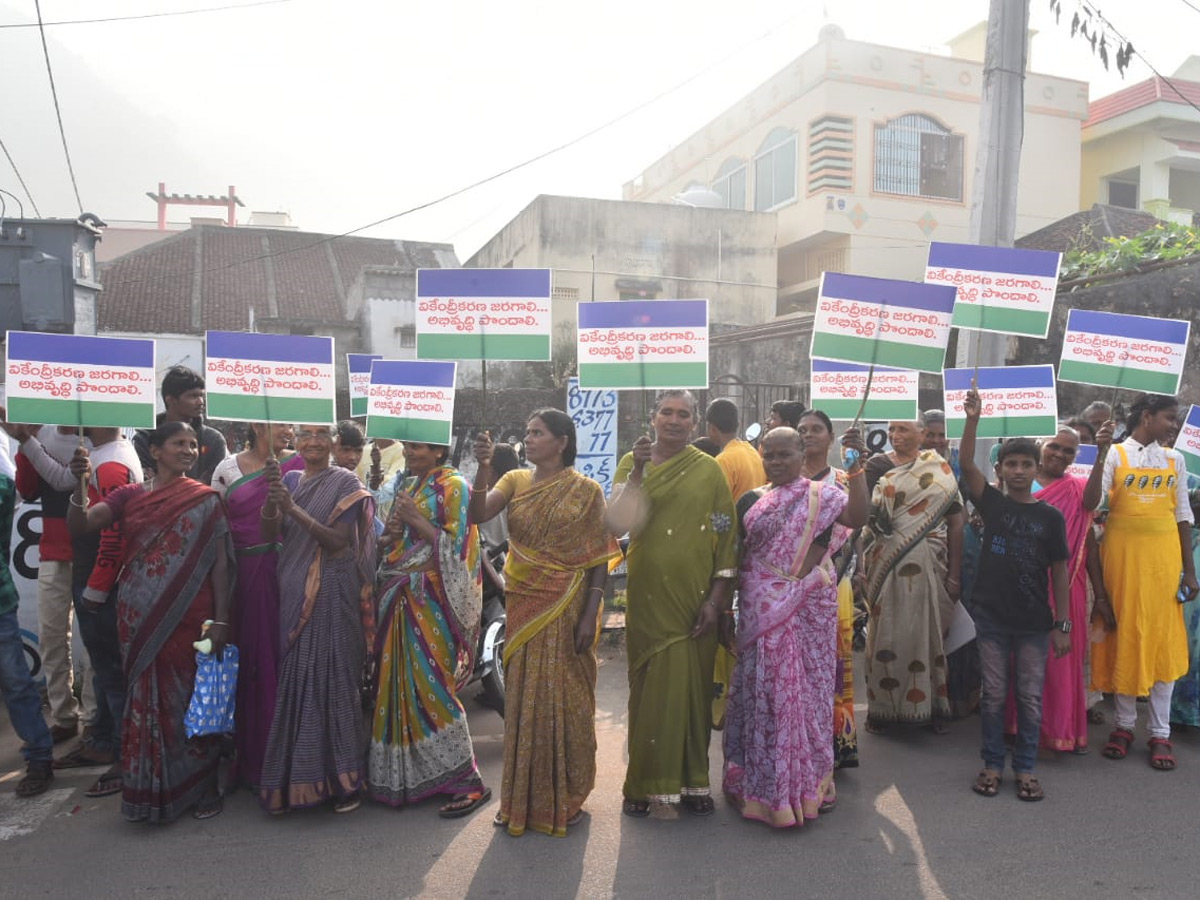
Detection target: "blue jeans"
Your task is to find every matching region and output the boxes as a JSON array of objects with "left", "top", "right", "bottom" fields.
[
  {"left": 72, "top": 588, "right": 125, "bottom": 759},
  {"left": 976, "top": 614, "right": 1049, "bottom": 775},
  {"left": 0, "top": 610, "right": 53, "bottom": 763}
]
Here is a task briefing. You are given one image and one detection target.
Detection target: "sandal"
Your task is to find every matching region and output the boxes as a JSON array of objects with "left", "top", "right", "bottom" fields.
[
  {"left": 566, "top": 809, "right": 585, "bottom": 827},
  {"left": 15, "top": 761, "right": 54, "bottom": 799},
  {"left": 84, "top": 767, "right": 123, "bottom": 798},
  {"left": 864, "top": 719, "right": 888, "bottom": 735},
  {"left": 972, "top": 770, "right": 1001, "bottom": 798},
  {"left": 492, "top": 812, "right": 507, "bottom": 827},
  {"left": 929, "top": 719, "right": 950, "bottom": 736},
  {"left": 53, "top": 744, "right": 115, "bottom": 769},
  {"left": 622, "top": 798, "right": 650, "bottom": 818},
  {"left": 1148, "top": 737, "right": 1177, "bottom": 771},
  {"left": 818, "top": 795, "right": 837, "bottom": 814},
  {"left": 333, "top": 794, "right": 361, "bottom": 814},
  {"left": 193, "top": 793, "right": 223, "bottom": 820},
  {"left": 438, "top": 787, "right": 492, "bottom": 819},
  {"left": 1102, "top": 727, "right": 1134, "bottom": 760},
  {"left": 680, "top": 795, "right": 715, "bottom": 817},
  {"left": 1015, "top": 776, "right": 1045, "bottom": 802}
]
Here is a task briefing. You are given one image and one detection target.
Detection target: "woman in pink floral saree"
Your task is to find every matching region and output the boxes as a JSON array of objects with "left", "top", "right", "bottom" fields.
[{"left": 722, "top": 426, "right": 867, "bottom": 828}]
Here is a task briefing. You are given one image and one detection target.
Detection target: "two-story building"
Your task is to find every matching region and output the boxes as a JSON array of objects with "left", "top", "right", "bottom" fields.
[{"left": 622, "top": 23, "right": 1090, "bottom": 314}]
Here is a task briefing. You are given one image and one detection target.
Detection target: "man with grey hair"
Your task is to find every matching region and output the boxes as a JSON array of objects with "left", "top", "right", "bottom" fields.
[
  {"left": 607, "top": 389, "right": 737, "bottom": 818},
  {"left": 1080, "top": 401, "right": 1113, "bottom": 438}
]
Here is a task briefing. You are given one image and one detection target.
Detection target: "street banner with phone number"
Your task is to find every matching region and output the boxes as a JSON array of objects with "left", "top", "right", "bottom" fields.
[
  {"left": 206, "top": 331, "right": 335, "bottom": 423},
  {"left": 926, "top": 241, "right": 1061, "bottom": 338},
  {"left": 5, "top": 331, "right": 156, "bottom": 427},
  {"left": 366, "top": 360, "right": 457, "bottom": 445},
  {"left": 566, "top": 377, "right": 617, "bottom": 496},
  {"left": 943, "top": 365, "right": 1059, "bottom": 439}
]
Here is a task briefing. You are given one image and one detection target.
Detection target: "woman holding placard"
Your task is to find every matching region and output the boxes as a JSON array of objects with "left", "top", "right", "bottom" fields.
[
  {"left": 210, "top": 423, "right": 302, "bottom": 790},
  {"left": 258, "top": 425, "right": 377, "bottom": 814},
  {"left": 471, "top": 410, "right": 617, "bottom": 837},
  {"left": 861, "top": 420, "right": 964, "bottom": 734},
  {"left": 366, "top": 442, "right": 490, "bottom": 818},
  {"left": 67, "top": 421, "right": 235, "bottom": 822}
]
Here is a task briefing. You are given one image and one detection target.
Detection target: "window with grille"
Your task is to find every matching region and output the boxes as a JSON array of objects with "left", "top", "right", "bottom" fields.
[
  {"left": 873, "top": 114, "right": 963, "bottom": 201},
  {"left": 753, "top": 128, "right": 798, "bottom": 211},
  {"left": 712, "top": 157, "right": 747, "bottom": 210},
  {"left": 395, "top": 325, "right": 415, "bottom": 348}
]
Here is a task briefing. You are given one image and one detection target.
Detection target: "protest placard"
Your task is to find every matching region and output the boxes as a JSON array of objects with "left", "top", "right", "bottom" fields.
[
  {"left": 1064, "top": 443, "right": 1099, "bottom": 481},
  {"left": 4, "top": 331, "right": 156, "bottom": 427},
  {"left": 416, "top": 268, "right": 552, "bottom": 361},
  {"left": 366, "top": 360, "right": 457, "bottom": 445},
  {"left": 926, "top": 242, "right": 1061, "bottom": 338},
  {"left": 1174, "top": 405, "right": 1200, "bottom": 480},
  {"left": 810, "top": 273, "right": 956, "bottom": 374},
  {"left": 347, "top": 353, "right": 382, "bottom": 417},
  {"left": 1058, "top": 309, "right": 1190, "bottom": 395},
  {"left": 943, "top": 365, "right": 1058, "bottom": 439},
  {"left": 567, "top": 377, "right": 618, "bottom": 495},
  {"left": 205, "top": 331, "right": 335, "bottom": 423},
  {"left": 576, "top": 299, "right": 708, "bottom": 390},
  {"left": 810, "top": 359, "right": 919, "bottom": 421}
]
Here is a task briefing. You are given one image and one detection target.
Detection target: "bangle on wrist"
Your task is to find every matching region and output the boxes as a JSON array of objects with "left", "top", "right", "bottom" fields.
[
  {"left": 69, "top": 493, "right": 88, "bottom": 508},
  {"left": 210, "top": 621, "right": 230, "bottom": 628},
  {"left": 261, "top": 507, "right": 280, "bottom": 520}
]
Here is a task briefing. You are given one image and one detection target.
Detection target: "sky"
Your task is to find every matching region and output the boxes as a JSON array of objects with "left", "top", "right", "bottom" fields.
[{"left": 0, "top": 0, "right": 1196, "bottom": 262}]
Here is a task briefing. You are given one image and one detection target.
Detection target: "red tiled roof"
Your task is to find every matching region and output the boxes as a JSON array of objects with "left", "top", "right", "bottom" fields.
[
  {"left": 98, "top": 226, "right": 456, "bottom": 333},
  {"left": 1085, "top": 76, "right": 1200, "bottom": 128}
]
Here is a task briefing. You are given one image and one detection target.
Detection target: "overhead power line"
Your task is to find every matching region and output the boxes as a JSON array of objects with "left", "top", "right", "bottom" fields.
[
  {"left": 1078, "top": 0, "right": 1200, "bottom": 117},
  {"left": 0, "top": 187, "right": 26, "bottom": 218},
  {"left": 1177, "top": 0, "right": 1200, "bottom": 17},
  {"left": 0, "top": 134, "right": 42, "bottom": 217},
  {"left": 0, "top": 0, "right": 293, "bottom": 29},
  {"left": 34, "top": 0, "right": 83, "bottom": 213},
  {"left": 105, "top": 9, "right": 807, "bottom": 289}
]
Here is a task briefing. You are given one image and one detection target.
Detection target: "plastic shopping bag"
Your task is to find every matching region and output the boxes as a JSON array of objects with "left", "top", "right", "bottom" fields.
[{"left": 185, "top": 645, "right": 239, "bottom": 738}]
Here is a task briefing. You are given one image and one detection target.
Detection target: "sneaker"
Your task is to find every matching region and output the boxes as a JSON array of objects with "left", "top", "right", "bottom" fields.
[{"left": 16, "top": 760, "right": 54, "bottom": 798}]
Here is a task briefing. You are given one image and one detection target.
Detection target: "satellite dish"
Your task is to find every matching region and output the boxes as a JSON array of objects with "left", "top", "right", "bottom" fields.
[{"left": 671, "top": 187, "right": 724, "bottom": 209}]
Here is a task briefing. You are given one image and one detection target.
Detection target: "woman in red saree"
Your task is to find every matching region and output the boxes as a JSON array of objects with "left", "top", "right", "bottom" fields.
[
  {"left": 471, "top": 409, "right": 616, "bottom": 836},
  {"left": 68, "top": 422, "right": 234, "bottom": 822}
]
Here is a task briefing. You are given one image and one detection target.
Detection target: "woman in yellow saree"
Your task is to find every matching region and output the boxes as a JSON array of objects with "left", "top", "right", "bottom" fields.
[{"left": 471, "top": 409, "right": 616, "bottom": 837}]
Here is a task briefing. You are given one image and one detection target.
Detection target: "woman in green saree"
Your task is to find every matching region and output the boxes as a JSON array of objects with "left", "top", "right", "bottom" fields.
[{"left": 607, "top": 391, "right": 737, "bottom": 818}]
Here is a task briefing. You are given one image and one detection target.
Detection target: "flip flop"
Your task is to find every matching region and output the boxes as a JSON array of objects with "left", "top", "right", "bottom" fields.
[
  {"left": 84, "top": 768, "right": 123, "bottom": 798},
  {"left": 680, "top": 795, "right": 715, "bottom": 817},
  {"left": 622, "top": 798, "right": 650, "bottom": 818},
  {"left": 439, "top": 787, "right": 492, "bottom": 819},
  {"left": 566, "top": 809, "right": 586, "bottom": 827},
  {"left": 193, "top": 793, "right": 223, "bottom": 820}
]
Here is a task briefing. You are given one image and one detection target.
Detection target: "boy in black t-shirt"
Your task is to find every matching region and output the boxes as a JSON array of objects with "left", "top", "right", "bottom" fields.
[{"left": 960, "top": 388, "right": 1070, "bottom": 802}]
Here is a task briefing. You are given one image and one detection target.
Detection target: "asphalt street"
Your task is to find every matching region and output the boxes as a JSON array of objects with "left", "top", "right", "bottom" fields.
[{"left": 1, "top": 643, "right": 1198, "bottom": 899}]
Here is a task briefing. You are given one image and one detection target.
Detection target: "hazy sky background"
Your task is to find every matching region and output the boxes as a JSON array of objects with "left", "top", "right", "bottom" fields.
[{"left": 0, "top": 0, "right": 1195, "bottom": 260}]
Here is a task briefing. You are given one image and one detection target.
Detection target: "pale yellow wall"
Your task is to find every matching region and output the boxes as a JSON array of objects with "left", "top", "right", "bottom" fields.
[
  {"left": 624, "top": 34, "right": 1087, "bottom": 287},
  {"left": 1080, "top": 129, "right": 1148, "bottom": 207}
]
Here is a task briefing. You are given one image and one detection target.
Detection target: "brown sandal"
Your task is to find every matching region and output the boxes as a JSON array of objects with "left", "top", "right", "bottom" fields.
[
  {"left": 1102, "top": 727, "right": 1134, "bottom": 760},
  {"left": 972, "top": 770, "right": 1001, "bottom": 798},
  {"left": 1148, "top": 737, "right": 1177, "bottom": 771},
  {"left": 1015, "top": 776, "right": 1044, "bottom": 802}
]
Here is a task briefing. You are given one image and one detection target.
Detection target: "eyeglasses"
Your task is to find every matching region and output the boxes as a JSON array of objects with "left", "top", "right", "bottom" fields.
[{"left": 296, "top": 430, "right": 333, "bottom": 442}]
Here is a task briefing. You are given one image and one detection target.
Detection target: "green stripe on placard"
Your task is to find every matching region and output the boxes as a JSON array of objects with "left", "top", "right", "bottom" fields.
[
  {"left": 206, "top": 393, "right": 334, "bottom": 423},
  {"left": 952, "top": 304, "right": 1051, "bottom": 338},
  {"left": 1057, "top": 360, "right": 1180, "bottom": 394},
  {"left": 816, "top": 398, "right": 919, "bottom": 420},
  {"left": 366, "top": 415, "right": 452, "bottom": 444},
  {"left": 5, "top": 397, "right": 155, "bottom": 429},
  {"left": 811, "top": 332, "right": 945, "bottom": 373},
  {"left": 577, "top": 362, "right": 709, "bottom": 389},
  {"left": 350, "top": 396, "right": 368, "bottom": 417},
  {"left": 417, "top": 333, "right": 550, "bottom": 361},
  {"left": 1177, "top": 448, "right": 1200, "bottom": 479},
  {"left": 946, "top": 415, "right": 1059, "bottom": 439}
]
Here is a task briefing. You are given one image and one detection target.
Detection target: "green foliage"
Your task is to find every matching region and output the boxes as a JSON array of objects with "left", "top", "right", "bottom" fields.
[{"left": 1061, "top": 222, "right": 1200, "bottom": 283}]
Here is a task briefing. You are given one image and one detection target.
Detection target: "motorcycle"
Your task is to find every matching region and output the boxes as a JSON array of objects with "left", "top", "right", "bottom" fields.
[{"left": 467, "top": 537, "right": 508, "bottom": 716}]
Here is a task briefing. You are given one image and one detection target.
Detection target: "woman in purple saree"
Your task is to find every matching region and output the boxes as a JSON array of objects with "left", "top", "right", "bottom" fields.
[
  {"left": 211, "top": 423, "right": 302, "bottom": 789},
  {"left": 723, "top": 426, "right": 867, "bottom": 828}
]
